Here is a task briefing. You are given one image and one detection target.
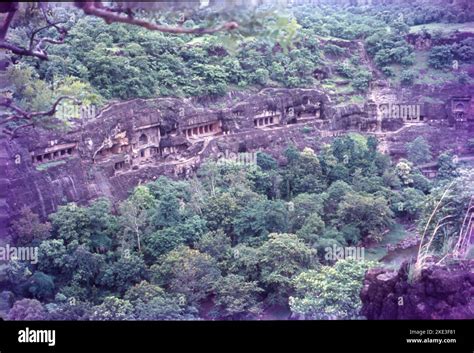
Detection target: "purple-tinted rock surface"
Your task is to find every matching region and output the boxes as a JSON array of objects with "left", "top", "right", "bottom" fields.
[{"left": 361, "top": 260, "right": 474, "bottom": 319}]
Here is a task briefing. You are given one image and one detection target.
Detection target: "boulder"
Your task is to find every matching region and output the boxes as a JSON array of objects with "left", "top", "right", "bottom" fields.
[{"left": 361, "top": 260, "right": 474, "bottom": 319}]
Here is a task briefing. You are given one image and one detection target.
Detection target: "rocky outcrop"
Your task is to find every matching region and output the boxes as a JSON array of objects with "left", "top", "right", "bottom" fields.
[
  {"left": 386, "top": 234, "right": 419, "bottom": 253},
  {"left": 0, "top": 88, "right": 331, "bottom": 230},
  {"left": 1, "top": 85, "right": 472, "bottom": 237},
  {"left": 360, "top": 260, "right": 474, "bottom": 320}
]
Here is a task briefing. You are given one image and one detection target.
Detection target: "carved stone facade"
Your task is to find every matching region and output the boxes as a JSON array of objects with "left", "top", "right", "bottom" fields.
[
  {"left": 1, "top": 87, "right": 473, "bottom": 236},
  {"left": 451, "top": 96, "right": 473, "bottom": 125},
  {"left": 30, "top": 142, "right": 77, "bottom": 165}
]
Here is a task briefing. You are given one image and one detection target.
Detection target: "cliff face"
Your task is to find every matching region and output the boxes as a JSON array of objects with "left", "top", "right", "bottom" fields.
[
  {"left": 360, "top": 261, "right": 474, "bottom": 320},
  {"left": 0, "top": 86, "right": 472, "bottom": 238},
  {"left": 0, "top": 88, "right": 330, "bottom": 235}
]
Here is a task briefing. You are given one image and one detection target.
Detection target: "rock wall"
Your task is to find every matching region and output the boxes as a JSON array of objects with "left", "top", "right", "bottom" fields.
[
  {"left": 0, "top": 88, "right": 330, "bottom": 234},
  {"left": 360, "top": 260, "right": 474, "bottom": 319},
  {"left": 1, "top": 86, "right": 472, "bottom": 238}
]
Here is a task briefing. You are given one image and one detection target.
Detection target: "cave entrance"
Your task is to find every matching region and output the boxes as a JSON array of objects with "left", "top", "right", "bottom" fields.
[
  {"left": 139, "top": 134, "right": 148, "bottom": 145},
  {"left": 184, "top": 122, "right": 220, "bottom": 138}
]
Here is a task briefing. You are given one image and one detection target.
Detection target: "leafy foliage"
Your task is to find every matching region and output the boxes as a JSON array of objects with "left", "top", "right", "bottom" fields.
[
  {"left": 4, "top": 1, "right": 472, "bottom": 321},
  {"left": 290, "top": 259, "right": 376, "bottom": 319},
  {"left": 406, "top": 137, "right": 432, "bottom": 165}
]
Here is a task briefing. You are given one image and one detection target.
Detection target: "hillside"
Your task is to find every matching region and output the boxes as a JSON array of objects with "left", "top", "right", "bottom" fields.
[{"left": 0, "top": 0, "right": 472, "bottom": 325}]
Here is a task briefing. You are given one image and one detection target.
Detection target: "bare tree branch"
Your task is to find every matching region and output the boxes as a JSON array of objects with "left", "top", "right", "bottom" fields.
[
  {"left": 0, "top": 96, "right": 79, "bottom": 124},
  {"left": 0, "top": 1, "right": 67, "bottom": 60},
  {"left": 1, "top": 1, "right": 238, "bottom": 62},
  {"left": 0, "top": 97, "right": 30, "bottom": 122},
  {"left": 0, "top": 1, "right": 238, "bottom": 136},
  {"left": 31, "top": 96, "right": 79, "bottom": 118},
  {"left": 28, "top": 19, "right": 67, "bottom": 51},
  {"left": 0, "top": 39, "right": 45, "bottom": 59},
  {"left": 3, "top": 122, "right": 35, "bottom": 139},
  {"left": 1, "top": 95, "right": 80, "bottom": 138},
  {"left": 75, "top": 1, "right": 239, "bottom": 34}
]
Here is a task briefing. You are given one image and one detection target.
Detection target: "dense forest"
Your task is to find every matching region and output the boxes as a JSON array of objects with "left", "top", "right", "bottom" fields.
[
  {"left": 5, "top": 134, "right": 472, "bottom": 320},
  {"left": 1, "top": 0, "right": 473, "bottom": 321},
  {"left": 4, "top": 1, "right": 473, "bottom": 118}
]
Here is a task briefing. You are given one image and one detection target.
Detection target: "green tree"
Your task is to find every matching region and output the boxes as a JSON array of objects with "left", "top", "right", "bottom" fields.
[
  {"left": 226, "top": 244, "right": 261, "bottom": 281},
  {"left": 406, "top": 137, "right": 432, "bottom": 165},
  {"left": 296, "top": 213, "right": 325, "bottom": 245},
  {"left": 53, "top": 76, "right": 105, "bottom": 120},
  {"left": 118, "top": 200, "right": 148, "bottom": 253},
  {"left": 397, "top": 188, "right": 426, "bottom": 220},
  {"left": 25, "top": 272, "right": 55, "bottom": 300},
  {"left": 395, "top": 159, "right": 415, "bottom": 185},
  {"left": 336, "top": 193, "right": 394, "bottom": 243},
  {"left": 351, "top": 70, "right": 372, "bottom": 92},
  {"left": 323, "top": 181, "right": 353, "bottom": 217},
  {"left": 256, "top": 152, "right": 278, "bottom": 171},
  {"left": 65, "top": 245, "right": 105, "bottom": 291},
  {"left": 125, "top": 281, "right": 193, "bottom": 320},
  {"left": 290, "top": 259, "right": 375, "bottom": 319},
  {"left": 143, "top": 215, "right": 207, "bottom": 263},
  {"left": 203, "top": 192, "right": 240, "bottom": 240},
  {"left": 86, "top": 198, "right": 118, "bottom": 252},
  {"left": 289, "top": 193, "right": 326, "bottom": 232},
  {"left": 233, "top": 199, "right": 289, "bottom": 244},
  {"left": 281, "top": 147, "right": 325, "bottom": 198},
  {"left": 98, "top": 253, "right": 147, "bottom": 295},
  {"left": 437, "top": 151, "right": 459, "bottom": 180},
  {"left": 429, "top": 45, "right": 454, "bottom": 69},
  {"left": 150, "top": 246, "right": 221, "bottom": 306},
  {"left": 151, "top": 192, "right": 183, "bottom": 229},
  {"left": 89, "top": 297, "right": 135, "bottom": 320},
  {"left": 8, "top": 299, "right": 47, "bottom": 321},
  {"left": 37, "top": 239, "right": 69, "bottom": 276},
  {"left": 212, "top": 274, "right": 263, "bottom": 320},
  {"left": 11, "top": 207, "right": 51, "bottom": 246},
  {"left": 400, "top": 70, "right": 416, "bottom": 86},
  {"left": 49, "top": 203, "right": 90, "bottom": 247},
  {"left": 195, "top": 230, "right": 232, "bottom": 264},
  {"left": 6, "top": 63, "right": 53, "bottom": 113},
  {"left": 258, "top": 233, "right": 317, "bottom": 305}
]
